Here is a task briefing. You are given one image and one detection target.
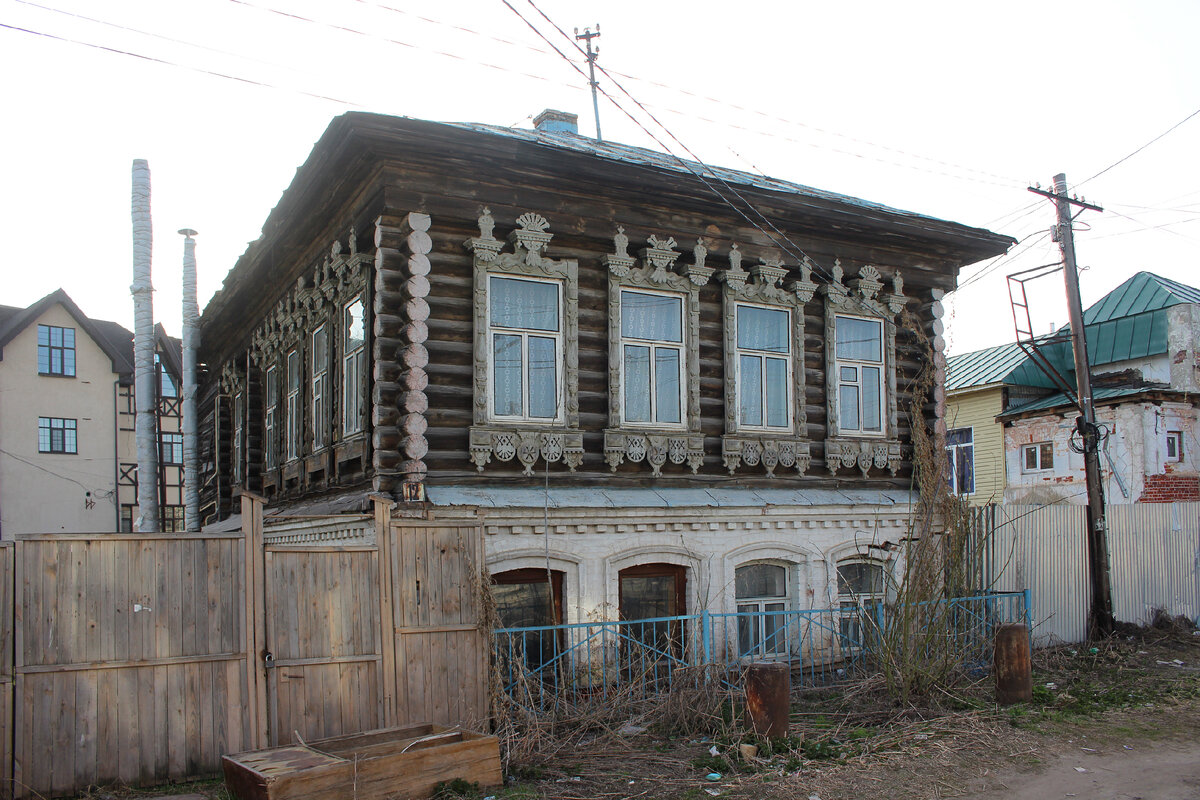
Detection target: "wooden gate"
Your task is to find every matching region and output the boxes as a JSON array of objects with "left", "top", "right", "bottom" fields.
[
  {"left": 390, "top": 522, "right": 488, "bottom": 728},
  {"left": 259, "top": 512, "right": 487, "bottom": 746}
]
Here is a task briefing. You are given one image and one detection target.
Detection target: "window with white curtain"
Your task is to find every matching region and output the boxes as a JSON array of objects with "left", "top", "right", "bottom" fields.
[
  {"left": 946, "top": 427, "right": 974, "bottom": 495},
  {"left": 264, "top": 366, "right": 278, "bottom": 469},
  {"left": 620, "top": 289, "right": 684, "bottom": 427},
  {"left": 487, "top": 275, "right": 562, "bottom": 421},
  {"left": 342, "top": 297, "right": 366, "bottom": 436},
  {"left": 834, "top": 315, "right": 884, "bottom": 435},
  {"left": 736, "top": 304, "right": 792, "bottom": 430},
  {"left": 311, "top": 325, "right": 329, "bottom": 449}
]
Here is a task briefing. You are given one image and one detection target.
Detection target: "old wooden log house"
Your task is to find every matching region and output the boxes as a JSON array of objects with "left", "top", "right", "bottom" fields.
[{"left": 198, "top": 109, "right": 1012, "bottom": 640}]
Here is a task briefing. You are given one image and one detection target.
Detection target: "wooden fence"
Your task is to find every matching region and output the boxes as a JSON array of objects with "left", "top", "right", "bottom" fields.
[{"left": 0, "top": 496, "right": 486, "bottom": 799}]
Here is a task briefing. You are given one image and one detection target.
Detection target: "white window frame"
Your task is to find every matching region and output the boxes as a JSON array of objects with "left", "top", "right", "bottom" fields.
[
  {"left": 342, "top": 296, "right": 366, "bottom": 436},
  {"left": 1166, "top": 430, "right": 1183, "bottom": 463},
  {"left": 232, "top": 391, "right": 245, "bottom": 483},
  {"left": 1022, "top": 441, "right": 1054, "bottom": 473},
  {"left": 264, "top": 366, "right": 278, "bottom": 469},
  {"left": 734, "top": 561, "right": 792, "bottom": 659},
  {"left": 617, "top": 288, "right": 686, "bottom": 430},
  {"left": 485, "top": 274, "right": 565, "bottom": 424},
  {"left": 837, "top": 558, "right": 886, "bottom": 647},
  {"left": 833, "top": 313, "right": 885, "bottom": 437},
  {"left": 311, "top": 325, "right": 329, "bottom": 450},
  {"left": 946, "top": 427, "right": 975, "bottom": 496},
  {"left": 733, "top": 302, "right": 793, "bottom": 432},
  {"left": 285, "top": 349, "right": 301, "bottom": 462}
]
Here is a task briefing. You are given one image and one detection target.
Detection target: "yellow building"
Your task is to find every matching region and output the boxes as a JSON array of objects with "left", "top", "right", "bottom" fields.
[{"left": 0, "top": 290, "right": 182, "bottom": 535}]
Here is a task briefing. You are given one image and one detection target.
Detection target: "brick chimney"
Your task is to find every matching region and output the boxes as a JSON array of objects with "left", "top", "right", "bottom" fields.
[{"left": 533, "top": 109, "right": 579, "bottom": 135}]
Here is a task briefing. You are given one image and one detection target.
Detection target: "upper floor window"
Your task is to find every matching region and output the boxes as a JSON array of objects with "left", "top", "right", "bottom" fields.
[
  {"left": 311, "top": 325, "right": 329, "bottom": 449},
  {"left": 1166, "top": 431, "right": 1184, "bottom": 463},
  {"left": 619, "top": 289, "right": 684, "bottom": 427},
  {"left": 946, "top": 427, "right": 974, "bottom": 495},
  {"left": 155, "top": 353, "right": 178, "bottom": 397},
  {"left": 342, "top": 297, "right": 366, "bottom": 436},
  {"left": 735, "top": 304, "right": 791, "bottom": 430},
  {"left": 1022, "top": 441, "right": 1053, "bottom": 473},
  {"left": 161, "top": 432, "right": 183, "bottom": 464},
  {"left": 38, "top": 417, "right": 77, "bottom": 453},
  {"left": 487, "top": 275, "right": 562, "bottom": 422},
  {"left": 285, "top": 349, "right": 301, "bottom": 461},
  {"left": 264, "top": 366, "right": 279, "bottom": 469},
  {"left": 834, "top": 315, "right": 884, "bottom": 435},
  {"left": 37, "top": 325, "right": 75, "bottom": 377},
  {"left": 232, "top": 391, "right": 245, "bottom": 483}
]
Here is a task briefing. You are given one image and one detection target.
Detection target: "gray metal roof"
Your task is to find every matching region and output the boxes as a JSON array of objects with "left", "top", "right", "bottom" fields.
[{"left": 427, "top": 486, "right": 917, "bottom": 509}]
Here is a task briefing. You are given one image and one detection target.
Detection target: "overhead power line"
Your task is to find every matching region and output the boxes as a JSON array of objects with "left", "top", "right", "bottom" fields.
[{"left": 1080, "top": 104, "right": 1200, "bottom": 186}]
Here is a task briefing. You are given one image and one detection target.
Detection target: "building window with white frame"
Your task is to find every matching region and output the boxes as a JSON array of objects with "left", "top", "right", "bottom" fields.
[
  {"left": 834, "top": 315, "right": 884, "bottom": 435},
  {"left": 285, "top": 349, "right": 301, "bottom": 461},
  {"left": 620, "top": 289, "right": 684, "bottom": 426},
  {"left": 1022, "top": 441, "right": 1053, "bottom": 472},
  {"left": 946, "top": 427, "right": 974, "bottom": 495},
  {"left": 487, "top": 275, "right": 562, "bottom": 421},
  {"left": 311, "top": 325, "right": 329, "bottom": 450},
  {"left": 232, "top": 391, "right": 245, "bottom": 483},
  {"left": 342, "top": 297, "right": 366, "bottom": 436},
  {"left": 735, "top": 304, "right": 792, "bottom": 430},
  {"left": 264, "top": 366, "right": 278, "bottom": 469},
  {"left": 1166, "top": 430, "right": 1183, "bottom": 463},
  {"left": 37, "top": 324, "right": 76, "bottom": 377},
  {"left": 161, "top": 432, "right": 184, "bottom": 464},
  {"left": 735, "top": 562, "right": 790, "bottom": 658},
  {"left": 837, "top": 559, "right": 885, "bottom": 646},
  {"left": 38, "top": 417, "right": 77, "bottom": 454}
]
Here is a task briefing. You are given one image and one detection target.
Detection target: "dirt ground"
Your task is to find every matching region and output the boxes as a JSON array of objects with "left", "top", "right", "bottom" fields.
[{"left": 79, "top": 626, "right": 1200, "bottom": 800}]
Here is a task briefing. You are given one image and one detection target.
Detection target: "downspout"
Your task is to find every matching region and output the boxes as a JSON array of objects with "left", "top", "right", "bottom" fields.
[
  {"left": 131, "top": 159, "right": 159, "bottom": 531},
  {"left": 179, "top": 229, "right": 200, "bottom": 531}
]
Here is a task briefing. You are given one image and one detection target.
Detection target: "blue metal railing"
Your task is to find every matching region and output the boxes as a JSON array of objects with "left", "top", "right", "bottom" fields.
[{"left": 493, "top": 591, "right": 1029, "bottom": 710}]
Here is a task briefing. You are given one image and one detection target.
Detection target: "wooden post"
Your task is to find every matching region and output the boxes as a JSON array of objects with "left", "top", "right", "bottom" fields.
[
  {"left": 240, "top": 491, "right": 270, "bottom": 749},
  {"left": 745, "top": 662, "right": 789, "bottom": 739},
  {"left": 370, "top": 494, "right": 397, "bottom": 728},
  {"left": 993, "top": 624, "right": 1032, "bottom": 705}
]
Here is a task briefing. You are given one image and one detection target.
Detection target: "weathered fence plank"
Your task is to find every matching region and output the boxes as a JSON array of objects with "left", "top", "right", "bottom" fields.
[{"left": 1, "top": 542, "right": 13, "bottom": 800}]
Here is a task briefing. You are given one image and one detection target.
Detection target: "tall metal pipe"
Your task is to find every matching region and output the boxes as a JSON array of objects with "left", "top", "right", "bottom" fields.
[
  {"left": 131, "top": 159, "right": 159, "bottom": 531},
  {"left": 179, "top": 228, "right": 200, "bottom": 531}
]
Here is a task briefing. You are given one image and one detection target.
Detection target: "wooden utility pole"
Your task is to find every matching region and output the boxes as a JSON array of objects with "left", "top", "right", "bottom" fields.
[
  {"left": 1029, "top": 173, "right": 1115, "bottom": 637},
  {"left": 574, "top": 24, "right": 602, "bottom": 140}
]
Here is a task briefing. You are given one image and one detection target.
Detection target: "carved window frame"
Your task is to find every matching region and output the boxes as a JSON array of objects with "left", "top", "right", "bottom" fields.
[
  {"left": 615, "top": 286, "right": 687, "bottom": 430},
  {"left": 484, "top": 274, "right": 566, "bottom": 424},
  {"left": 719, "top": 249, "right": 817, "bottom": 477},
  {"left": 819, "top": 263, "right": 907, "bottom": 477},
  {"left": 465, "top": 210, "right": 583, "bottom": 476},
  {"left": 601, "top": 230, "right": 713, "bottom": 477}
]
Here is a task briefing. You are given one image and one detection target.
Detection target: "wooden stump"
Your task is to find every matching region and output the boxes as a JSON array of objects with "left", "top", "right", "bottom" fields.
[{"left": 994, "top": 623, "right": 1032, "bottom": 705}]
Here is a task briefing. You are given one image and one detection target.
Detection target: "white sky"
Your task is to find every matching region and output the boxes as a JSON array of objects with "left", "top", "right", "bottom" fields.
[{"left": 1, "top": 0, "right": 1197, "bottom": 355}]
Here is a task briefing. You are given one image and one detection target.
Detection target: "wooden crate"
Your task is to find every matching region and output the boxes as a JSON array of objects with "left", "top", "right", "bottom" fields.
[{"left": 221, "top": 723, "right": 502, "bottom": 800}]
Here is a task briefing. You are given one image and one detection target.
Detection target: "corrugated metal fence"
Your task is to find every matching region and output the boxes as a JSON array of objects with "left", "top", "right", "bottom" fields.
[{"left": 976, "top": 502, "right": 1200, "bottom": 644}]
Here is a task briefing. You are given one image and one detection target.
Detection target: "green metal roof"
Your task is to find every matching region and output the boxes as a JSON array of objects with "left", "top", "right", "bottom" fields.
[
  {"left": 948, "top": 271, "right": 1199, "bottom": 392},
  {"left": 1082, "top": 271, "right": 1200, "bottom": 325}
]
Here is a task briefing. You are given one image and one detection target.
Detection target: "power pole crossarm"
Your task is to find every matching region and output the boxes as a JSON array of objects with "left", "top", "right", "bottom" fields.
[{"left": 574, "top": 24, "right": 602, "bottom": 141}]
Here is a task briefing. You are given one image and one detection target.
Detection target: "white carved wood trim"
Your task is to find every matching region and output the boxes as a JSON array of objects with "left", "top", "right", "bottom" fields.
[
  {"left": 820, "top": 261, "right": 907, "bottom": 476},
  {"left": 717, "top": 246, "right": 819, "bottom": 477},
  {"left": 603, "top": 228, "right": 710, "bottom": 475},
  {"left": 464, "top": 209, "right": 582, "bottom": 475}
]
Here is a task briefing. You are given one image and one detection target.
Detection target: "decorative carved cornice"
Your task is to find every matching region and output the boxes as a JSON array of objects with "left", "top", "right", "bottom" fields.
[
  {"left": 470, "top": 426, "right": 584, "bottom": 476},
  {"left": 824, "top": 438, "right": 902, "bottom": 477},
  {"left": 603, "top": 431, "right": 704, "bottom": 477},
  {"left": 721, "top": 436, "right": 811, "bottom": 477}
]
